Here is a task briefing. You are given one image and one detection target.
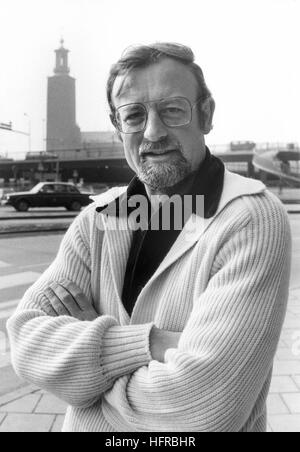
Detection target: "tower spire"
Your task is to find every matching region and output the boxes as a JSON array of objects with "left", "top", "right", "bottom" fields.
[{"left": 54, "top": 38, "right": 70, "bottom": 75}]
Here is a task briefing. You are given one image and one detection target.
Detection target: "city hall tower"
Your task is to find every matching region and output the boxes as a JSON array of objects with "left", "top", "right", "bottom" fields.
[{"left": 46, "top": 40, "right": 81, "bottom": 154}]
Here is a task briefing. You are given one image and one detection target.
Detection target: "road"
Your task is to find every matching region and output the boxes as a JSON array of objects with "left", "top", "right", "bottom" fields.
[{"left": 0, "top": 214, "right": 300, "bottom": 397}]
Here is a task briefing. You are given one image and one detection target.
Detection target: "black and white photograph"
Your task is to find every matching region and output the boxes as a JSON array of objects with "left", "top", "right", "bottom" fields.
[{"left": 0, "top": 0, "right": 300, "bottom": 435}]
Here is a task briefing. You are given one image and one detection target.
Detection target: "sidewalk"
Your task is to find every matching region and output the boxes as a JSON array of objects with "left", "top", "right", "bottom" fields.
[
  {"left": 267, "top": 286, "right": 300, "bottom": 432},
  {"left": 0, "top": 287, "right": 300, "bottom": 433},
  {"left": 0, "top": 386, "right": 67, "bottom": 432},
  {"left": 0, "top": 287, "right": 300, "bottom": 432}
]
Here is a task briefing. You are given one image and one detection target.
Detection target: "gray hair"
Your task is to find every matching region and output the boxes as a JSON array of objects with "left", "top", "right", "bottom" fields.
[{"left": 107, "top": 42, "right": 213, "bottom": 130}]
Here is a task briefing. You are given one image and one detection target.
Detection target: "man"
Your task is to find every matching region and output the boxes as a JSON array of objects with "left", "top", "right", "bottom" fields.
[{"left": 7, "top": 43, "right": 291, "bottom": 432}]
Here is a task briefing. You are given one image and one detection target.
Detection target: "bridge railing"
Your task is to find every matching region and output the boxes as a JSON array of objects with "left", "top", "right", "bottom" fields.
[{"left": 253, "top": 146, "right": 300, "bottom": 183}]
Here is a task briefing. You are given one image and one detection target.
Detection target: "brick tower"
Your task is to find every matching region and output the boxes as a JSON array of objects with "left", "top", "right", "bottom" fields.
[{"left": 46, "top": 39, "right": 81, "bottom": 155}]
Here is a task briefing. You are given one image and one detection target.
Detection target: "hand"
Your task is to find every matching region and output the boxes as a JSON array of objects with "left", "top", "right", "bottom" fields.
[
  {"left": 150, "top": 326, "right": 181, "bottom": 363},
  {"left": 43, "top": 279, "right": 98, "bottom": 321}
]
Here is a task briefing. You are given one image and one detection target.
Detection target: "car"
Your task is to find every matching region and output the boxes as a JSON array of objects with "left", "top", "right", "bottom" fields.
[{"left": 4, "top": 182, "right": 94, "bottom": 212}]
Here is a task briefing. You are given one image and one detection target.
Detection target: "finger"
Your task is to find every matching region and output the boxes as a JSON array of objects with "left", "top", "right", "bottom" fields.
[
  {"left": 40, "top": 289, "right": 59, "bottom": 316},
  {"left": 74, "top": 292, "right": 99, "bottom": 320},
  {"left": 56, "top": 279, "right": 99, "bottom": 321},
  {"left": 73, "top": 291, "right": 97, "bottom": 315},
  {"left": 77, "top": 309, "right": 98, "bottom": 321},
  {"left": 59, "top": 279, "right": 88, "bottom": 311},
  {"left": 59, "top": 279, "right": 96, "bottom": 313},
  {"left": 50, "top": 282, "right": 82, "bottom": 316},
  {"left": 58, "top": 284, "right": 98, "bottom": 321},
  {"left": 44, "top": 286, "right": 72, "bottom": 317}
]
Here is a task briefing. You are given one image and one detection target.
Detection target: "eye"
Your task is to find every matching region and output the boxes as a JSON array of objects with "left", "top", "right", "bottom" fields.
[
  {"left": 125, "top": 111, "right": 145, "bottom": 123},
  {"left": 163, "top": 107, "right": 182, "bottom": 113},
  {"left": 118, "top": 105, "right": 146, "bottom": 125},
  {"left": 160, "top": 107, "right": 185, "bottom": 117}
]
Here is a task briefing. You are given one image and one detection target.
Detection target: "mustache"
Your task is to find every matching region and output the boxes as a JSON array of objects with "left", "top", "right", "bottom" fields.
[{"left": 139, "top": 137, "right": 182, "bottom": 155}]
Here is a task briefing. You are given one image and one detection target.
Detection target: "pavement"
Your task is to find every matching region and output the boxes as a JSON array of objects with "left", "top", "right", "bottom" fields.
[
  {"left": 0, "top": 387, "right": 67, "bottom": 432},
  {"left": 0, "top": 214, "right": 299, "bottom": 432},
  {"left": 1, "top": 291, "right": 300, "bottom": 433}
]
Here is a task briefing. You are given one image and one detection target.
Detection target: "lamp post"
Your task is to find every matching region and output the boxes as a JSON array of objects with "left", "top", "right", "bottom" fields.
[
  {"left": 24, "top": 113, "right": 31, "bottom": 152},
  {"left": 0, "top": 122, "right": 12, "bottom": 131},
  {"left": 0, "top": 121, "right": 31, "bottom": 160},
  {"left": 42, "top": 118, "right": 46, "bottom": 151}
]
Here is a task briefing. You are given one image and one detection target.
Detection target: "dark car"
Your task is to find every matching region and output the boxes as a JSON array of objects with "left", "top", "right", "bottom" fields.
[{"left": 4, "top": 182, "right": 94, "bottom": 212}]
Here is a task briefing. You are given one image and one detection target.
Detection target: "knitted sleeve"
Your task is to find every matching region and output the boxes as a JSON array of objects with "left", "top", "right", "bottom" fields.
[
  {"left": 102, "top": 195, "right": 292, "bottom": 432},
  {"left": 6, "top": 206, "right": 153, "bottom": 408}
]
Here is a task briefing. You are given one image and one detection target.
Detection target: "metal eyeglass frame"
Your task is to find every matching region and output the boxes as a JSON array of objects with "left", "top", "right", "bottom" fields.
[{"left": 113, "top": 96, "right": 203, "bottom": 134}]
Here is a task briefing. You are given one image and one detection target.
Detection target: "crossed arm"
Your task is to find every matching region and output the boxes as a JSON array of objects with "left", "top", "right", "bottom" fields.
[
  {"left": 42, "top": 280, "right": 181, "bottom": 363},
  {"left": 7, "top": 213, "right": 181, "bottom": 409}
]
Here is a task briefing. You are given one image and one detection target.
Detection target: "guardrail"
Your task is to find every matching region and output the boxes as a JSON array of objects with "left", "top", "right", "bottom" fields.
[{"left": 253, "top": 147, "right": 300, "bottom": 184}]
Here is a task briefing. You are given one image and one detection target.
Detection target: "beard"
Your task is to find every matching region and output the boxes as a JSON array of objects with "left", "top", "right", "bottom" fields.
[{"left": 137, "top": 138, "right": 192, "bottom": 192}]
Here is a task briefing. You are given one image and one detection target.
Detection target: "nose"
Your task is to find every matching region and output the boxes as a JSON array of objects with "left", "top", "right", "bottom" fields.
[{"left": 143, "top": 108, "right": 168, "bottom": 142}]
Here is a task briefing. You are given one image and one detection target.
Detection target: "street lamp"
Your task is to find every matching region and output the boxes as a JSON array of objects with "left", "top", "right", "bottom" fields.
[
  {"left": 42, "top": 118, "right": 46, "bottom": 151},
  {"left": 0, "top": 122, "right": 12, "bottom": 131},
  {"left": 0, "top": 121, "right": 31, "bottom": 160},
  {"left": 24, "top": 113, "right": 31, "bottom": 152}
]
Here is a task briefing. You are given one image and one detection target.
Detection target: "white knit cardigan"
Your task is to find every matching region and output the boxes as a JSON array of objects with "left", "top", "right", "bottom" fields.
[{"left": 7, "top": 170, "right": 292, "bottom": 432}]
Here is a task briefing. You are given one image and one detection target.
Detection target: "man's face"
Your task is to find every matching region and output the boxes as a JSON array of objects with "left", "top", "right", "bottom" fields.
[{"left": 111, "top": 58, "right": 214, "bottom": 192}]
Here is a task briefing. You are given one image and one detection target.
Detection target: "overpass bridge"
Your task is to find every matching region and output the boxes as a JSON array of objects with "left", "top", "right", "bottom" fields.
[
  {"left": 0, "top": 144, "right": 134, "bottom": 184},
  {"left": 0, "top": 143, "right": 299, "bottom": 186},
  {"left": 252, "top": 145, "right": 300, "bottom": 186}
]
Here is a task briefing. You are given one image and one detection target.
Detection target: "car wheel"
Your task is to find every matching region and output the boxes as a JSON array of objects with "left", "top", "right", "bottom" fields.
[
  {"left": 15, "top": 200, "right": 30, "bottom": 212},
  {"left": 68, "top": 201, "right": 82, "bottom": 212}
]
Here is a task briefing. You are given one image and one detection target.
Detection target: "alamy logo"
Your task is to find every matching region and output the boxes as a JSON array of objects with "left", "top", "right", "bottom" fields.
[{"left": 96, "top": 194, "right": 205, "bottom": 235}]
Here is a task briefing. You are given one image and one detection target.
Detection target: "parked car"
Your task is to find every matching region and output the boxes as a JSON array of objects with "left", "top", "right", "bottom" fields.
[{"left": 4, "top": 182, "right": 94, "bottom": 212}]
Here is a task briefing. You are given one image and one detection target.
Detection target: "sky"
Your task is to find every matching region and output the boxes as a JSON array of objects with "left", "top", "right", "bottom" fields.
[{"left": 0, "top": 0, "right": 299, "bottom": 159}]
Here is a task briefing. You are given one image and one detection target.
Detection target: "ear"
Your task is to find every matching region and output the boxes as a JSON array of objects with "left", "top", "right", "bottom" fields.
[
  {"left": 109, "top": 113, "right": 117, "bottom": 128},
  {"left": 200, "top": 97, "right": 215, "bottom": 135},
  {"left": 110, "top": 114, "right": 123, "bottom": 143}
]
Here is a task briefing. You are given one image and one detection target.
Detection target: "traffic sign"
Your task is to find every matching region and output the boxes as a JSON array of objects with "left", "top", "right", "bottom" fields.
[{"left": 0, "top": 122, "right": 12, "bottom": 131}]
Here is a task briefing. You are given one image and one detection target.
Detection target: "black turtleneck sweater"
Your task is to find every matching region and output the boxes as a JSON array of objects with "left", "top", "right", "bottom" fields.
[{"left": 120, "top": 148, "right": 225, "bottom": 316}]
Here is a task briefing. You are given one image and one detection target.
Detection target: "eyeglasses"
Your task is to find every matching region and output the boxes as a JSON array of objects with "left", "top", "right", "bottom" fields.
[{"left": 113, "top": 96, "right": 202, "bottom": 134}]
